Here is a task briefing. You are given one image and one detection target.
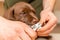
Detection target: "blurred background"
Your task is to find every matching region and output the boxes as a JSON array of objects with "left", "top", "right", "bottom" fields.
[{"left": 0, "top": 0, "right": 60, "bottom": 40}]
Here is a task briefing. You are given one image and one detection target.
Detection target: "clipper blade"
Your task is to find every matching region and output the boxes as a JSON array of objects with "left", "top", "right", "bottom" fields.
[{"left": 31, "top": 22, "right": 42, "bottom": 31}]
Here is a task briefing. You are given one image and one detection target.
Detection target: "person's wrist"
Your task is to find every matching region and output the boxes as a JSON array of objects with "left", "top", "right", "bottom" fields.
[
  {"left": 43, "top": 7, "right": 53, "bottom": 11},
  {"left": 40, "top": 9, "right": 53, "bottom": 15},
  {"left": 42, "top": 9, "right": 52, "bottom": 12}
]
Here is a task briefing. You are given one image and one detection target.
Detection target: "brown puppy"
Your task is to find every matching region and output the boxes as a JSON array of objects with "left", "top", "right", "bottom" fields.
[{"left": 3, "top": 2, "right": 39, "bottom": 26}]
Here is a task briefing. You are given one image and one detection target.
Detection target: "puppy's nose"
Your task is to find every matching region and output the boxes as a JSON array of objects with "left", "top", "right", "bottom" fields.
[{"left": 32, "top": 18, "right": 39, "bottom": 24}]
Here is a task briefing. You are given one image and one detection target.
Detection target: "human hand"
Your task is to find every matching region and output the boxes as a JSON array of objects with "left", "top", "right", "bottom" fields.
[
  {"left": 37, "top": 10, "right": 57, "bottom": 36},
  {"left": 0, "top": 16, "right": 37, "bottom": 40}
]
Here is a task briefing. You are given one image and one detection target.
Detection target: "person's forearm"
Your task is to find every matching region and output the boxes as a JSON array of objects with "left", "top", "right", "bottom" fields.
[{"left": 43, "top": 0, "right": 56, "bottom": 11}]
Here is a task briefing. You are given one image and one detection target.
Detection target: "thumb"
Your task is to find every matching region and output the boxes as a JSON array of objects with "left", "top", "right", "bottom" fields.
[{"left": 39, "top": 17, "right": 45, "bottom": 26}]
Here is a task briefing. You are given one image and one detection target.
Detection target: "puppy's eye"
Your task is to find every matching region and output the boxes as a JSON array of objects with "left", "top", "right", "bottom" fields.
[{"left": 21, "top": 12, "right": 26, "bottom": 14}]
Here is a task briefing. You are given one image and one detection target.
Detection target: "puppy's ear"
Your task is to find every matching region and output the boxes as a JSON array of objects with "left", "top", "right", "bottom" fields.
[
  {"left": 20, "top": 2, "right": 36, "bottom": 13},
  {"left": 3, "top": 7, "right": 15, "bottom": 20},
  {"left": 25, "top": 3, "right": 36, "bottom": 13}
]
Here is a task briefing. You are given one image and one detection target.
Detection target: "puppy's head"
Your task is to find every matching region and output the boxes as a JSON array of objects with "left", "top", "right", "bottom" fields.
[{"left": 4, "top": 2, "right": 39, "bottom": 26}]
